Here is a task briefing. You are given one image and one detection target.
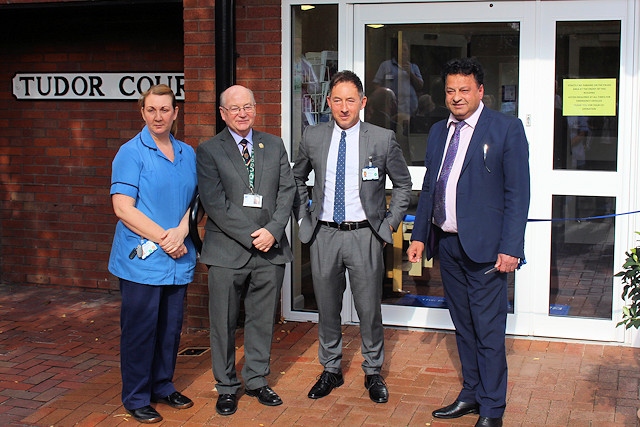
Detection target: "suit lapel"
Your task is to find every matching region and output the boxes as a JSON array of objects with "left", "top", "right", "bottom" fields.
[
  {"left": 432, "top": 123, "right": 449, "bottom": 186},
  {"left": 221, "top": 128, "right": 251, "bottom": 189},
  {"left": 319, "top": 121, "right": 334, "bottom": 194},
  {"left": 253, "top": 131, "right": 265, "bottom": 192},
  {"left": 462, "top": 108, "right": 492, "bottom": 172},
  {"left": 358, "top": 122, "right": 369, "bottom": 190}
]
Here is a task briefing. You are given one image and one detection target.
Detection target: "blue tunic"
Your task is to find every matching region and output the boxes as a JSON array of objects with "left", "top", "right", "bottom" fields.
[{"left": 108, "top": 126, "right": 197, "bottom": 285}]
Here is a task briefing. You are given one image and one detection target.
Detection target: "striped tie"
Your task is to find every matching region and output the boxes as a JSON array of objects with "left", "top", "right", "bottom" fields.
[{"left": 240, "top": 139, "right": 251, "bottom": 168}]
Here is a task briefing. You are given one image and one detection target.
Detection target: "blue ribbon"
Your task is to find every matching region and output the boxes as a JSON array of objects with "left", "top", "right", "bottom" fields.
[
  {"left": 527, "top": 209, "right": 640, "bottom": 223},
  {"left": 403, "top": 210, "right": 640, "bottom": 224}
]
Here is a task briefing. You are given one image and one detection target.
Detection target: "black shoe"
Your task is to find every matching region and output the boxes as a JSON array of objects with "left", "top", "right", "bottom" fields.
[
  {"left": 476, "top": 416, "right": 503, "bottom": 427},
  {"left": 245, "top": 385, "right": 283, "bottom": 406},
  {"left": 307, "top": 371, "right": 344, "bottom": 399},
  {"left": 432, "top": 400, "right": 479, "bottom": 419},
  {"left": 364, "top": 374, "right": 389, "bottom": 403},
  {"left": 152, "top": 391, "right": 194, "bottom": 409},
  {"left": 215, "top": 393, "right": 238, "bottom": 416},
  {"left": 127, "top": 405, "right": 163, "bottom": 424}
]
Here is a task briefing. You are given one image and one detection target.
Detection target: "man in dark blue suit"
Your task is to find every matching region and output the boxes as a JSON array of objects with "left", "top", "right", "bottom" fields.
[{"left": 407, "top": 58, "right": 530, "bottom": 427}]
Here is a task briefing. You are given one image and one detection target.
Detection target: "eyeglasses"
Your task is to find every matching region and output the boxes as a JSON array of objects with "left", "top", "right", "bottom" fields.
[{"left": 221, "top": 104, "right": 256, "bottom": 115}]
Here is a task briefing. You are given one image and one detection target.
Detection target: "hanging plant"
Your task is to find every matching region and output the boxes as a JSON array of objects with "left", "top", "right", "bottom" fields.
[{"left": 615, "top": 232, "right": 640, "bottom": 329}]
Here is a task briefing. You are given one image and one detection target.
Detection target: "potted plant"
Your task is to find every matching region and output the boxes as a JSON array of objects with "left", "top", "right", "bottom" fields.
[{"left": 615, "top": 231, "right": 640, "bottom": 329}]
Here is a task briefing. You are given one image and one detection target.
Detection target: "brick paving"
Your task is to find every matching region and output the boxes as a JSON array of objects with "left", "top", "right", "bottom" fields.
[{"left": 1, "top": 284, "right": 639, "bottom": 426}]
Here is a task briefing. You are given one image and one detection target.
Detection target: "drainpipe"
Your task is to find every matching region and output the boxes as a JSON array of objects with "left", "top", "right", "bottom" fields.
[{"left": 215, "top": 0, "right": 236, "bottom": 133}]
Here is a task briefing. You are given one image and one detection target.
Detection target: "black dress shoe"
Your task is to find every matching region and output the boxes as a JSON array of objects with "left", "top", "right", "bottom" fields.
[
  {"left": 245, "top": 385, "right": 283, "bottom": 406},
  {"left": 215, "top": 393, "right": 238, "bottom": 416},
  {"left": 308, "top": 371, "right": 344, "bottom": 399},
  {"left": 476, "top": 416, "right": 503, "bottom": 427},
  {"left": 432, "top": 400, "right": 479, "bottom": 419},
  {"left": 152, "top": 391, "right": 194, "bottom": 409},
  {"left": 127, "top": 405, "right": 163, "bottom": 424},
  {"left": 364, "top": 374, "right": 389, "bottom": 403}
]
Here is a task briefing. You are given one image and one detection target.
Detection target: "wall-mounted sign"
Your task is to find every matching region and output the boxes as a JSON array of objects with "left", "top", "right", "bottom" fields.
[
  {"left": 562, "top": 78, "right": 616, "bottom": 116},
  {"left": 12, "top": 73, "right": 184, "bottom": 100}
]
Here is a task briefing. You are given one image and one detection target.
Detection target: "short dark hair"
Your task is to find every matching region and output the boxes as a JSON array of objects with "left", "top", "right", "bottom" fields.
[
  {"left": 441, "top": 57, "right": 484, "bottom": 87},
  {"left": 329, "top": 70, "right": 364, "bottom": 99}
]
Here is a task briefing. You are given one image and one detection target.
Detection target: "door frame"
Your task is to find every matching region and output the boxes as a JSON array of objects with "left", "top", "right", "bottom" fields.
[{"left": 281, "top": 0, "right": 639, "bottom": 345}]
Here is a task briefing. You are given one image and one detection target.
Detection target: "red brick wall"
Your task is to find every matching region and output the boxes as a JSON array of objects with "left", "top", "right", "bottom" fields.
[
  {"left": 183, "top": 0, "right": 217, "bottom": 331},
  {"left": 0, "top": 2, "right": 184, "bottom": 290},
  {"left": 1, "top": 0, "right": 283, "bottom": 333},
  {"left": 183, "top": 0, "right": 283, "bottom": 332}
]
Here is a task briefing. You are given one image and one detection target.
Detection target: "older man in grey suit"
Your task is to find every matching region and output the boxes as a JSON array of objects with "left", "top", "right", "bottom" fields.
[
  {"left": 196, "top": 85, "right": 296, "bottom": 416},
  {"left": 293, "top": 70, "right": 412, "bottom": 403}
]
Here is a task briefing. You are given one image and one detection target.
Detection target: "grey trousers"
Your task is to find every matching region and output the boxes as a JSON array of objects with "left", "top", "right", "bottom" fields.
[
  {"left": 309, "top": 224, "right": 385, "bottom": 374},
  {"left": 208, "top": 254, "right": 284, "bottom": 394}
]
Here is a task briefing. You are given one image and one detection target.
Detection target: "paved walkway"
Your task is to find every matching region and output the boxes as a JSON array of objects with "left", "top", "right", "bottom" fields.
[{"left": 1, "top": 284, "right": 639, "bottom": 426}]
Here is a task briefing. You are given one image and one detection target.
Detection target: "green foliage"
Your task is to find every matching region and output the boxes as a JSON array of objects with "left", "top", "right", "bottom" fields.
[{"left": 615, "top": 232, "right": 640, "bottom": 329}]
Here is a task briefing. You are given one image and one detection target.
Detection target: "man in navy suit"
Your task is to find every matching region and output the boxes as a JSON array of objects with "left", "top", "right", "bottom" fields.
[{"left": 407, "top": 58, "right": 530, "bottom": 427}]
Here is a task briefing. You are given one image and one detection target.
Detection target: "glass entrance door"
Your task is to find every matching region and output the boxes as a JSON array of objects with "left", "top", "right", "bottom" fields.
[
  {"left": 349, "top": 0, "right": 631, "bottom": 341},
  {"left": 528, "top": 0, "right": 631, "bottom": 342}
]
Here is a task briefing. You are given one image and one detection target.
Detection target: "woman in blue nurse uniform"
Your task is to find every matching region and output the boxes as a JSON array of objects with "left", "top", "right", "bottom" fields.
[{"left": 108, "top": 84, "right": 197, "bottom": 424}]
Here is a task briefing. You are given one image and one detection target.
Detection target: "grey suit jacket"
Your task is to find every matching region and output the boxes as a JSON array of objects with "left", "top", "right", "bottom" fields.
[
  {"left": 196, "top": 128, "right": 296, "bottom": 268},
  {"left": 293, "top": 120, "right": 412, "bottom": 244}
]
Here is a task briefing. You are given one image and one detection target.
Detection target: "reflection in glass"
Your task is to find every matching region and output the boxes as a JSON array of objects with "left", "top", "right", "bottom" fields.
[
  {"left": 290, "top": 5, "right": 338, "bottom": 313},
  {"left": 364, "top": 22, "right": 519, "bottom": 312},
  {"left": 365, "top": 22, "right": 520, "bottom": 166},
  {"left": 291, "top": 5, "right": 338, "bottom": 158},
  {"left": 380, "top": 192, "right": 514, "bottom": 314},
  {"left": 550, "top": 195, "right": 615, "bottom": 319},
  {"left": 553, "top": 21, "right": 620, "bottom": 171}
]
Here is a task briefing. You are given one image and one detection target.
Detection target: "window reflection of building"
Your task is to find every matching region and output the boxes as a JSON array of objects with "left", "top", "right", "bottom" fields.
[
  {"left": 371, "top": 39, "right": 424, "bottom": 163},
  {"left": 366, "top": 87, "right": 398, "bottom": 131},
  {"left": 364, "top": 22, "right": 520, "bottom": 307},
  {"left": 409, "top": 94, "right": 448, "bottom": 134},
  {"left": 553, "top": 21, "right": 620, "bottom": 172},
  {"left": 365, "top": 23, "right": 520, "bottom": 167},
  {"left": 290, "top": 4, "right": 338, "bottom": 312}
]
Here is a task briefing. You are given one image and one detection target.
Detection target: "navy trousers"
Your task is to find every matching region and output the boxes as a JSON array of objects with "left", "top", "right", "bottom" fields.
[
  {"left": 119, "top": 279, "right": 187, "bottom": 410},
  {"left": 438, "top": 232, "right": 508, "bottom": 419}
]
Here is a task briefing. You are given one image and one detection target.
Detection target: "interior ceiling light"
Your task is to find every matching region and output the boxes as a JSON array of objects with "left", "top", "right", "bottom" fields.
[
  {"left": 367, "top": 24, "right": 385, "bottom": 29},
  {"left": 301, "top": 5, "right": 315, "bottom": 10}
]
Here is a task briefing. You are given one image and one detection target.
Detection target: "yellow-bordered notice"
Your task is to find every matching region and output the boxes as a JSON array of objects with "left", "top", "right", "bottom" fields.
[{"left": 563, "top": 78, "right": 617, "bottom": 116}]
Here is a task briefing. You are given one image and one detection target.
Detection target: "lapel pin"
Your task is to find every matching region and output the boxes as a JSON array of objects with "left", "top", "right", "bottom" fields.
[{"left": 258, "top": 143, "right": 264, "bottom": 149}]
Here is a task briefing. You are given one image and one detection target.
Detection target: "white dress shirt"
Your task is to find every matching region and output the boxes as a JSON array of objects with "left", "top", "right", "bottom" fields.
[{"left": 321, "top": 122, "right": 367, "bottom": 222}]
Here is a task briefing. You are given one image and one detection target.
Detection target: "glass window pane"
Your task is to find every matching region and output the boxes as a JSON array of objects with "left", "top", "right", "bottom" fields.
[
  {"left": 365, "top": 22, "right": 520, "bottom": 166},
  {"left": 366, "top": 22, "right": 519, "bottom": 313},
  {"left": 550, "top": 195, "right": 615, "bottom": 319},
  {"left": 553, "top": 21, "right": 620, "bottom": 171},
  {"left": 384, "top": 192, "right": 515, "bottom": 314},
  {"left": 291, "top": 4, "right": 338, "bottom": 158},
  {"left": 290, "top": 4, "right": 338, "bottom": 313}
]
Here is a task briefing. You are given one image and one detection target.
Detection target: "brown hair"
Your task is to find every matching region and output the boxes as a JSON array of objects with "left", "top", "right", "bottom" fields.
[{"left": 139, "top": 84, "right": 179, "bottom": 136}]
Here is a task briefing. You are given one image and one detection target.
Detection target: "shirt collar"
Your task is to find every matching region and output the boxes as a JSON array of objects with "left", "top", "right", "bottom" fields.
[
  {"left": 333, "top": 121, "right": 361, "bottom": 138},
  {"left": 229, "top": 129, "right": 254, "bottom": 146},
  {"left": 139, "top": 125, "right": 182, "bottom": 154},
  {"left": 447, "top": 101, "right": 484, "bottom": 129}
]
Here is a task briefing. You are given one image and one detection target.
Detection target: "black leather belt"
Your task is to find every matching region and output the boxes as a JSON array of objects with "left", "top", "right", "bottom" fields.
[{"left": 319, "top": 220, "right": 370, "bottom": 231}]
